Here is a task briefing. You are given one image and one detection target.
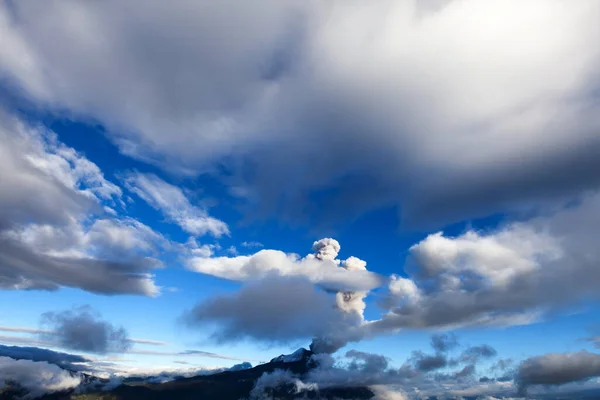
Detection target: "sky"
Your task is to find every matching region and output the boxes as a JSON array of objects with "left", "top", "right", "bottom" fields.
[{"left": 1, "top": 0, "right": 600, "bottom": 398}]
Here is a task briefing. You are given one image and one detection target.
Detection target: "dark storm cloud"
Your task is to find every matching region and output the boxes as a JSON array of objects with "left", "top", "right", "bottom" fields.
[
  {"left": 516, "top": 351, "right": 600, "bottom": 389},
  {"left": 40, "top": 306, "right": 132, "bottom": 354},
  {"left": 0, "top": 344, "right": 89, "bottom": 370}
]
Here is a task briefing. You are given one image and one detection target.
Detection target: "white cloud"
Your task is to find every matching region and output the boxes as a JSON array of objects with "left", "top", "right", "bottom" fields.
[
  {"left": 0, "top": 110, "right": 164, "bottom": 295},
  {"left": 375, "top": 192, "right": 600, "bottom": 330},
  {"left": 0, "top": 356, "right": 81, "bottom": 397},
  {"left": 124, "top": 172, "right": 228, "bottom": 237},
  {"left": 1, "top": 0, "right": 599, "bottom": 227},
  {"left": 187, "top": 239, "right": 382, "bottom": 292}
]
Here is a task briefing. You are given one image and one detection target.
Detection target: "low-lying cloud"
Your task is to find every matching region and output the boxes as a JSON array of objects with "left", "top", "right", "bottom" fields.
[{"left": 0, "top": 356, "right": 81, "bottom": 398}]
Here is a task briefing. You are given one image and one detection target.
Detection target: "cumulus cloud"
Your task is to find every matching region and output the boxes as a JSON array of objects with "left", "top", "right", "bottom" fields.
[
  {"left": 40, "top": 306, "right": 132, "bottom": 354},
  {"left": 1, "top": 0, "right": 599, "bottom": 229},
  {"left": 123, "top": 172, "right": 228, "bottom": 237},
  {"left": 372, "top": 193, "right": 600, "bottom": 331},
  {"left": 0, "top": 356, "right": 81, "bottom": 398},
  {"left": 187, "top": 238, "right": 381, "bottom": 293},
  {"left": 0, "top": 112, "right": 165, "bottom": 295},
  {"left": 516, "top": 351, "right": 600, "bottom": 390}
]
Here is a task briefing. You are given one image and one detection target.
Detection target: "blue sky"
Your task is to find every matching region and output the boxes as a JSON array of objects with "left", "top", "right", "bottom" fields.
[
  {"left": 0, "top": 109, "right": 598, "bottom": 375},
  {"left": 1, "top": 1, "right": 600, "bottom": 398}
]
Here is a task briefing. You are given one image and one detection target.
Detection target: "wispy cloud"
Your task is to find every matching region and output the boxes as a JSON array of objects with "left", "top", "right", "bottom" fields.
[{"left": 124, "top": 172, "right": 229, "bottom": 237}]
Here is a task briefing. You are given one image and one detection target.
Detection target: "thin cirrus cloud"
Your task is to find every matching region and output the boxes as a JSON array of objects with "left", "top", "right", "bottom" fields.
[
  {"left": 123, "top": 172, "right": 229, "bottom": 238},
  {"left": 0, "top": 326, "right": 168, "bottom": 347},
  {"left": 1, "top": 1, "right": 599, "bottom": 228}
]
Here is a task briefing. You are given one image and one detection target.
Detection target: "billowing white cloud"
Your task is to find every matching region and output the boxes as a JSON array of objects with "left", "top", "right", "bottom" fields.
[
  {"left": 375, "top": 192, "right": 600, "bottom": 331},
  {"left": 1, "top": 0, "right": 599, "bottom": 227},
  {"left": 187, "top": 238, "right": 381, "bottom": 292},
  {"left": 124, "top": 172, "right": 228, "bottom": 237}
]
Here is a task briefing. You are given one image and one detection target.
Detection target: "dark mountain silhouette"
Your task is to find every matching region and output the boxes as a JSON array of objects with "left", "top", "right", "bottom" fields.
[{"left": 0, "top": 348, "right": 374, "bottom": 400}]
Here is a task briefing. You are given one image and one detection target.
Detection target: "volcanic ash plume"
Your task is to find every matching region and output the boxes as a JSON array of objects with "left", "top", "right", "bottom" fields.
[
  {"left": 311, "top": 238, "right": 341, "bottom": 261},
  {"left": 336, "top": 256, "right": 369, "bottom": 318},
  {"left": 305, "top": 239, "right": 372, "bottom": 354}
]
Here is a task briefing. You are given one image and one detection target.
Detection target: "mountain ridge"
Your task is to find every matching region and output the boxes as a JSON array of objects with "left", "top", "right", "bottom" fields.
[{"left": 0, "top": 348, "right": 374, "bottom": 400}]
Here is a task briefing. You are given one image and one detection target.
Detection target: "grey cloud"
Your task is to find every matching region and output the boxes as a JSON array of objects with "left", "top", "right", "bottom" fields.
[
  {"left": 434, "top": 364, "right": 476, "bottom": 381},
  {"left": 2, "top": 1, "right": 600, "bottom": 230},
  {"left": 177, "top": 350, "right": 255, "bottom": 362},
  {"left": 516, "top": 351, "right": 600, "bottom": 389},
  {"left": 430, "top": 333, "right": 458, "bottom": 353},
  {"left": 0, "top": 235, "right": 160, "bottom": 295},
  {"left": 40, "top": 306, "right": 132, "bottom": 354},
  {"left": 266, "top": 339, "right": 506, "bottom": 398},
  {"left": 490, "top": 358, "right": 514, "bottom": 373},
  {"left": 459, "top": 345, "right": 498, "bottom": 364},
  {"left": 346, "top": 350, "right": 389, "bottom": 375},
  {"left": 0, "top": 334, "right": 46, "bottom": 347},
  {"left": 372, "top": 193, "right": 600, "bottom": 332},
  {"left": 410, "top": 351, "right": 448, "bottom": 373},
  {"left": 0, "top": 111, "right": 163, "bottom": 296},
  {"left": 184, "top": 275, "right": 359, "bottom": 345},
  {"left": 0, "top": 344, "right": 88, "bottom": 371}
]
